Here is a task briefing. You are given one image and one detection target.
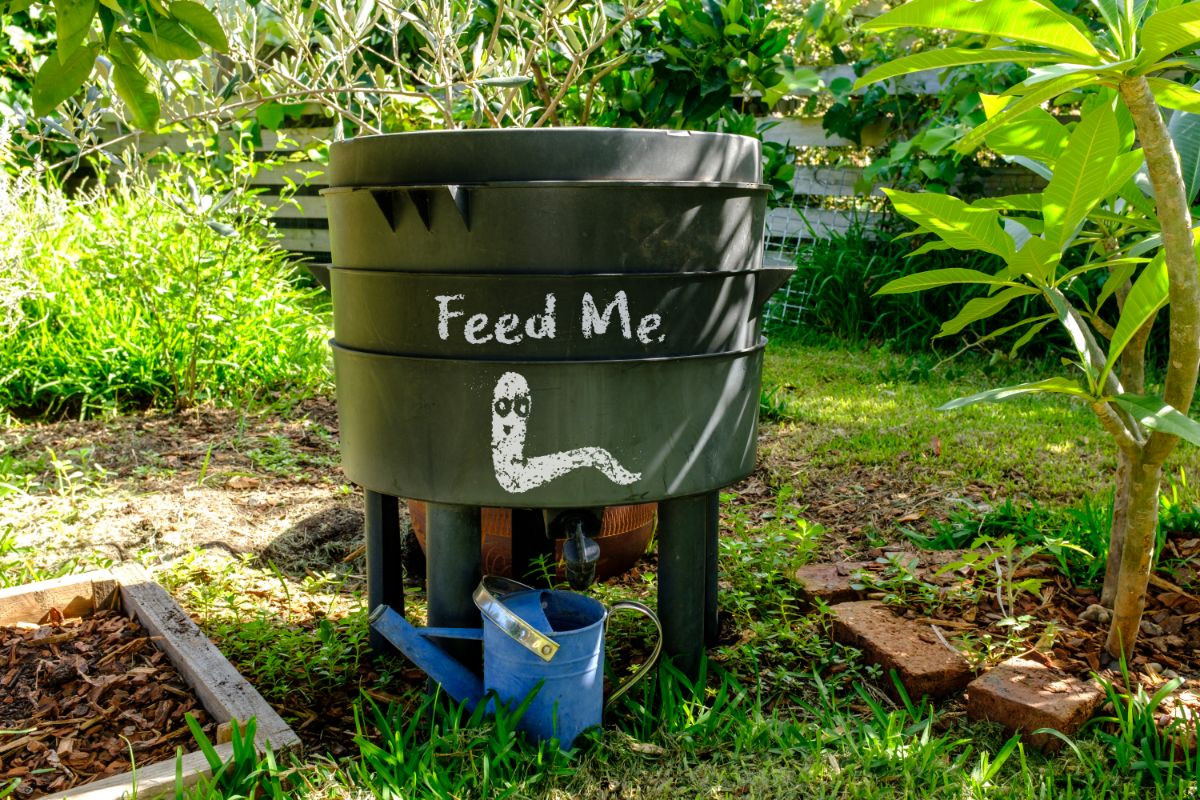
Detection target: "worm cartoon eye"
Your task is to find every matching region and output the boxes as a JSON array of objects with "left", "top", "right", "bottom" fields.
[
  {"left": 513, "top": 396, "right": 530, "bottom": 417},
  {"left": 494, "top": 397, "right": 512, "bottom": 416}
]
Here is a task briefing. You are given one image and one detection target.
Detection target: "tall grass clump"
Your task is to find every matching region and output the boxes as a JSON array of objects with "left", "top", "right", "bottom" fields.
[{"left": 0, "top": 139, "right": 330, "bottom": 418}]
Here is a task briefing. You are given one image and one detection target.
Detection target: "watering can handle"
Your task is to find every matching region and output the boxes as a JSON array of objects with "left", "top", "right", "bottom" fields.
[
  {"left": 473, "top": 576, "right": 561, "bottom": 662},
  {"left": 603, "top": 601, "right": 664, "bottom": 711}
]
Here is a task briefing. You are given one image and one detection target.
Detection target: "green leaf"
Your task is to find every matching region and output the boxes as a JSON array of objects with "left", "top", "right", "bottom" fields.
[
  {"left": 1168, "top": 84, "right": 1200, "bottom": 204},
  {"left": 1006, "top": 234, "right": 1060, "bottom": 284},
  {"left": 863, "top": 0, "right": 1100, "bottom": 60},
  {"left": 1111, "top": 394, "right": 1200, "bottom": 445},
  {"left": 884, "top": 189, "right": 1015, "bottom": 258},
  {"left": 937, "top": 285, "right": 1039, "bottom": 337},
  {"left": 1043, "top": 103, "right": 1118, "bottom": 248},
  {"left": 1102, "top": 148, "right": 1145, "bottom": 199},
  {"left": 1139, "top": 2, "right": 1200, "bottom": 67},
  {"left": 31, "top": 43, "right": 98, "bottom": 116},
  {"left": 136, "top": 18, "right": 202, "bottom": 60},
  {"left": 907, "top": 240, "right": 956, "bottom": 257},
  {"left": 874, "top": 268, "right": 1018, "bottom": 295},
  {"left": 958, "top": 74, "right": 1098, "bottom": 154},
  {"left": 1100, "top": 251, "right": 1167, "bottom": 386},
  {"left": 972, "top": 193, "right": 1043, "bottom": 212},
  {"left": 855, "top": 47, "right": 1061, "bottom": 90},
  {"left": 938, "top": 376, "right": 1092, "bottom": 411},
  {"left": 170, "top": 0, "right": 228, "bottom": 52},
  {"left": 1045, "top": 286, "right": 1102, "bottom": 384},
  {"left": 111, "top": 57, "right": 160, "bottom": 130},
  {"left": 1147, "top": 77, "right": 1200, "bottom": 114},
  {"left": 982, "top": 107, "right": 1068, "bottom": 164},
  {"left": 1010, "top": 318, "right": 1053, "bottom": 356},
  {"left": 54, "top": 0, "right": 97, "bottom": 60},
  {"left": 1095, "top": 260, "right": 1139, "bottom": 310},
  {"left": 1088, "top": 0, "right": 1124, "bottom": 40}
]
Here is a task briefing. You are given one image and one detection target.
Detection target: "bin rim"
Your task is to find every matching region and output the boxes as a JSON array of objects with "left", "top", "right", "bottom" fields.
[{"left": 328, "top": 337, "right": 768, "bottom": 366}]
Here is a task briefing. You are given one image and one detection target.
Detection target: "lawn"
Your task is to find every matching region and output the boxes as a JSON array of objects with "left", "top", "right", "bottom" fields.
[{"left": 4, "top": 337, "right": 1200, "bottom": 798}]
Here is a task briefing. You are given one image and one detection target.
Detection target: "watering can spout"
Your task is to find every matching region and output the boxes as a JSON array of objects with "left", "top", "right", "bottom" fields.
[{"left": 369, "top": 605, "right": 485, "bottom": 709}]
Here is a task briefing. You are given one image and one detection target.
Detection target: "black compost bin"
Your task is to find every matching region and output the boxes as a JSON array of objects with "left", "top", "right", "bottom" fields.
[{"left": 323, "top": 128, "right": 791, "bottom": 673}]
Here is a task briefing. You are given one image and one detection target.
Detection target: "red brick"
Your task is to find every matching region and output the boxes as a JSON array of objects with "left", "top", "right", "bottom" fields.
[
  {"left": 967, "top": 656, "right": 1104, "bottom": 750},
  {"left": 831, "top": 601, "right": 973, "bottom": 699},
  {"left": 791, "top": 562, "right": 873, "bottom": 605}
]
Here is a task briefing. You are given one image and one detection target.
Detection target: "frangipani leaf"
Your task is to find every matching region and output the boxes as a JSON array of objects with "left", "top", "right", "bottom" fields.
[
  {"left": 1111, "top": 394, "right": 1200, "bottom": 446},
  {"left": 958, "top": 74, "right": 1098, "bottom": 154},
  {"left": 937, "top": 285, "right": 1039, "bottom": 337},
  {"left": 1139, "top": 2, "right": 1200, "bottom": 67},
  {"left": 1043, "top": 103, "right": 1118, "bottom": 248},
  {"left": 855, "top": 47, "right": 1061, "bottom": 90},
  {"left": 1101, "top": 252, "right": 1168, "bottom": 386},
  {"left": 938, "top": 377, "right": 1092, "bottom": 411},
  {"left": 862, "top": 0, "right": 1100, "bottom": 60},
  {"left": 1147, "top": 77, "right": 1200, "bottom": 114},
  {"left": 874, "top": 268, "right": 1017, "bottom": 295},
  {"left": 983, "top": 107, "right": 1068, "bottom": 164},
  {"left": 884, "top": 189, "right": 1015, "bottom": 258}
]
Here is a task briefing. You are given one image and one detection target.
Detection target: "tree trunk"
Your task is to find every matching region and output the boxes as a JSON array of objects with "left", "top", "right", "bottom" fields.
[
  {"left": 1104, "top": 77, "right": 1200, "bottom": 660},
  {"left": 1105, "top": 459, "right": 1161, "bottom": 659},
  {"left": 1101, "top": 450, "right": 1132, "bottom": 607}
]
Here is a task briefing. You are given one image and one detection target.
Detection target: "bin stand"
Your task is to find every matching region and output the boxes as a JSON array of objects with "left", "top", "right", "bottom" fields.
[
  {"left": 424, "top": 503, "right": 483, "bottom": 669},
  {"left": 365, "top": 490, "right": 404, "bottom": 653},
  {"left": 657, "top": 491, "right": 720, "bottom": 679}
]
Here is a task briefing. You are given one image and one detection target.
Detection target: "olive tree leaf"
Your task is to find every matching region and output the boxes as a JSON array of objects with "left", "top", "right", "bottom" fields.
[
  {"left": 31, "top": 43, "right": 98, "bottom": 116},
  {"left": 937, "top": 285, "right": 1040, "bottom": 338},
  {"left": 862, "top": 0, "right": 1100, "bottom": 60},
  {"left": 54, "top": 0, "right": 98, "bottom": 60},
  {"left": 1043, "top": 102, "right": 1118, "bottom": 248},
  {"left": 170, "top": 1, "right": 228, "bottom": 52},
  {"left": 874, "top": 268, "right": 1018, "bottom": 295},
  {"left": 1100, "top": 251, "right": 1168, "bottom": 387},
  {"left": 938, "top": 376, "right": 1092, "bottom": 411},
  {"left": 884, "top": 189, "right": 1015, "bottom": 258},
  {"left": 1111, "top": 394, "right": 1200, "bottom": 446},
  {"left": 1138, "top": 2, "right": 1200, "bottom": 67},
  {"left": 855, "top": 47, "right": 1061, "bottom": 90}
]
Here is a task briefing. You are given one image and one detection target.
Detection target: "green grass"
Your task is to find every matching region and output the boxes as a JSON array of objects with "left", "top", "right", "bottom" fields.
[
  {"left": 760, "top": 337, "right": 1200, "bottom": 505},
  {"left": 0, "top": 147, "right": 331, "bottom": 419}
]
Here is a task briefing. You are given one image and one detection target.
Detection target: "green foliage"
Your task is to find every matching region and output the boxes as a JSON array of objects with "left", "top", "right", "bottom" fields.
[
  {"left": 182, "top": 715, "right": 294, "bottom": 800},
  {"left": 0, "top": 143, "right": 331, "bottom": 418},
  {"left": 769, "top": 224, "right": 1064, "bottom": 354}
]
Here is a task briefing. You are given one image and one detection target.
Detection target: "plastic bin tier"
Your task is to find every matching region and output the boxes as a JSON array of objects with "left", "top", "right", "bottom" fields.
[{"left": 323, "top": 128, "right": 788, "bottom": 677}]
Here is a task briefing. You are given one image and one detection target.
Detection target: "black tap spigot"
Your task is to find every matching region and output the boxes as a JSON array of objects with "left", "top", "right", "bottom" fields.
[{"left": 548, "top": 511, "right": 601, "bottom": 590}]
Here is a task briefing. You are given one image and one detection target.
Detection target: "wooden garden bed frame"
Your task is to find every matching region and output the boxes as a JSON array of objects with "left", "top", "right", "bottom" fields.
[{"left": 0, "top": 563, "right": 300, "bottom": 800}]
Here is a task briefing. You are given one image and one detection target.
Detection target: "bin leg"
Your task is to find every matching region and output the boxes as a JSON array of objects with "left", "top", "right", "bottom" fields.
[
  {"left": 704, "top": 490, "right": 721, "bottom": 647},
  {"left": 426, "top": 503, "right": 483, "bottom": 669},
  {"left": 366, "top": 491, "right": 404, "bottom": 653},
  {"left": 657, "top": 494, "right": 707, "bottom": 681}
]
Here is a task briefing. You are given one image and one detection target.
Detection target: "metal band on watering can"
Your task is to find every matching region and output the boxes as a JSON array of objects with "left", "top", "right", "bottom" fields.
[
  {"left": 603, "top": 601, "right": 663, "bottom": 710},
  {"left": 473, "top": 577, "right": 560, "bottom": 662}
]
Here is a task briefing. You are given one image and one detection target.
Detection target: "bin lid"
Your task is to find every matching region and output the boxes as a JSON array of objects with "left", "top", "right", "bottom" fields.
[{"left": 328, "top": 128, "right": 761, "bottom": 187}]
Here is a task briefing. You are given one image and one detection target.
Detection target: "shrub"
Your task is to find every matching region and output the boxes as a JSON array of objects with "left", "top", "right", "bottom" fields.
[{"left": 0, "top": 146, "right": 331, "bottom": 418}]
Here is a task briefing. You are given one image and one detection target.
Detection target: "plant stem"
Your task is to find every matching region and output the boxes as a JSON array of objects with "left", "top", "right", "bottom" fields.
[{"left": 1103, "top": 76, "right": 1200, "bottom": 659}]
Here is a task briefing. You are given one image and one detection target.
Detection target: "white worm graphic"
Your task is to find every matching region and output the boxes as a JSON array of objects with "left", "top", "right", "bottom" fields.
[{"left": 491, "top": 371, "right": 641, "bottom": 493}]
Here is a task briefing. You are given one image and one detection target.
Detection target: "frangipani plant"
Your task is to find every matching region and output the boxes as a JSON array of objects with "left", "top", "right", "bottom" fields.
[{"left": 856, "top": 0, "right": 1200, "bottom": 660}]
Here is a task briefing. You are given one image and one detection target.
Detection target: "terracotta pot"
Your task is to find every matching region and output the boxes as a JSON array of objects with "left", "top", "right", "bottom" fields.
[{"left": 408, "top": 501, "right": 656, "bottom": 581}]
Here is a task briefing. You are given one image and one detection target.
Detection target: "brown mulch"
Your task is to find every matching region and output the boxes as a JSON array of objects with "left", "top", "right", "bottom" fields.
[{"left": 0, "top": 610, "right": 216, "bottom": 799}]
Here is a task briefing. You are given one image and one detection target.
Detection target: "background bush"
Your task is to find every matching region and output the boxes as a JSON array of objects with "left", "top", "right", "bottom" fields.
[{"left": 0, "top": 143, "right": 331, "bottom": 418}]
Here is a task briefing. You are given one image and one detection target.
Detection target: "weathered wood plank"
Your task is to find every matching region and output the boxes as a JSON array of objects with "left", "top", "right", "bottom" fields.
[
  {"left": 760, "top": 116, "right": 890, "bottom": 148},
  {"left": 765, "top": 206, "right": 885, "bottom": 239},
  {"left": 110, "top": 563, "right": 300, "bottom": 754},
  {"left": 0, "top": 571, "right": 118, "bottom": 625},
  {"left": 42, "top": 743, "right": 236, "bottom": 800},
  {"left": 275, "top": 227, "right": 331, "bottom": 253},
  {"left": 254, "top": 193, "right": 329, "bottom": 220}
]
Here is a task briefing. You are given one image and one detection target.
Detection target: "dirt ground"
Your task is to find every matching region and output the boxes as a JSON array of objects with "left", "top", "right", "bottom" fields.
[{"left": 0, "top": 396, "right": 989, "bottom": 578}]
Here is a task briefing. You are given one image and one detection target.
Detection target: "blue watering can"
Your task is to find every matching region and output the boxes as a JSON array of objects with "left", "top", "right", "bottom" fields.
[{"left": 369, "top": 576, "right": 662, "bottom": 749}]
